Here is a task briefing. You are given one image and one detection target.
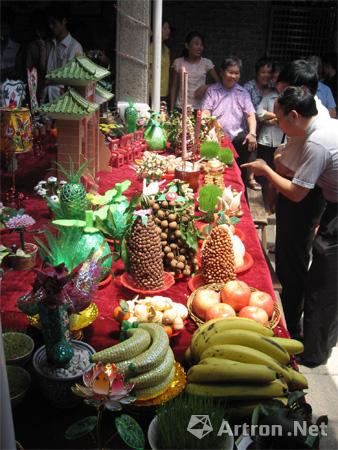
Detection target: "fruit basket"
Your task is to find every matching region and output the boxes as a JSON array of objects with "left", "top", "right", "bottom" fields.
[{"left": 187, "top": 283, "right": 281, "bottom": 329}]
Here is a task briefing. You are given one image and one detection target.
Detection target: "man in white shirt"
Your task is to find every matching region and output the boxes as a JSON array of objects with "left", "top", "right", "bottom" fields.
[
  {"left": 43, "top": 7, "right": 83, "bottom": 102},
  {"left": 242, "top": 86, "right": 338, "bottom": 367}
]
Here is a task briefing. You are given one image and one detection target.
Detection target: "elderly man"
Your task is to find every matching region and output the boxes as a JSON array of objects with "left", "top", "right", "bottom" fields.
[{"left": 242, "top": 86, "right": 338, "bottom": 367}]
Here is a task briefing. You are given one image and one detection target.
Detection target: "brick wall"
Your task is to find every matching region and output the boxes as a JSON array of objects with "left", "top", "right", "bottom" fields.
[{"left": 163, "top": 0, "right": 271, "bottom": 84}]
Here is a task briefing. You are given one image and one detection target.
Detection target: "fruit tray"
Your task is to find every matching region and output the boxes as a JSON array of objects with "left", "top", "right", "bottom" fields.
[
  {"left": 186, "top": 282, "right": 281, "bottom": 329},
  {"left": 119, "top": 272, "right": 175, "bottom": 295}
]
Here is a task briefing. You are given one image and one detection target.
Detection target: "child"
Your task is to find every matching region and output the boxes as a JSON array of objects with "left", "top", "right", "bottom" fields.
[{"left": 170, "top": 31, "right": 219, "bottom": 111}]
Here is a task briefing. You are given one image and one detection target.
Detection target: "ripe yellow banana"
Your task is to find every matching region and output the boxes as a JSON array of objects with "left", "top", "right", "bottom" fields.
[
  {"left": 286, "top": 367, "right": 308, "bottom": 390},
  {"left": 194, "top": 329, "right": 290, "bottom": 365},
  {"left": 191, "top": 317, "right": 273, "bottom": 360},
  {"left": 186, "top": 379, "right": 288, "bottom": 399},
  {"left": 268, "top": 337, "right": 304, "bottom": 355},
  {"left": 200, "top": 344, "right": 292, "bottom": 382},
  {"left": 187, "top": 359, "right": 278, "bottom": 384}
]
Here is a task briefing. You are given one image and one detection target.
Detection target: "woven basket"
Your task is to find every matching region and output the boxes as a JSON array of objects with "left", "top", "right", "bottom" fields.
[{"left": 187, "top": 283, "right": 281, "bottom": 329}]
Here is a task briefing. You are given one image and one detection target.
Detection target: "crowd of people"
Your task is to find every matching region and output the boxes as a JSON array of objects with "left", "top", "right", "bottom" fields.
[
  {"left": 1, "top": 9, "right": 337, "bottom": 367},
  {"left": 164, "top": 28, "right": 337, "bottom": 368}
]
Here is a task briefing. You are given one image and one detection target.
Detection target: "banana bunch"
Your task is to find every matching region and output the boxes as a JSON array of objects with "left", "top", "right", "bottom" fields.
[
  {"left": 185, "top": 317, "right": 308, "bottom": 402},
  {"left": 91, "top": 323, "right": 175, "bottom": 400}
]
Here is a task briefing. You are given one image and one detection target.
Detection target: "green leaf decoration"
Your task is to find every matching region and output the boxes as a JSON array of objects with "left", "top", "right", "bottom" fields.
[
  {"left": 120, "top": 299, "right": 129, "bottom": 313},
  {"left": 230, "top": 216, "right": 240, "bottom": 225},
  {"left": 141, "top": 216, "right": 148, "bottom": 226},
  {"left": 168, "top": 185, "right": 178, "bottom": 193},
  {"left": 52, "top": 219, "right": 86, "bottom": 228},
  {"left": 115, "top": 414, "right": 145, "bottom": 450},
  {"left": 288, "top": 390, "right": 306, "bottom": 407},
  {"left": 35, "top": 227, "right": 83, "bottom": 271},
  {"left": 157, "top": 194, "right": 165, "bottom": 202},
  {"left": 93, "top": 205, "right": 110, "bottom": 221},
  {"left": 65, "top": 416, "right": 97, "bottom": 440},
  {"left": 121, "top": 239, "right": 129, "bottom": 271}
]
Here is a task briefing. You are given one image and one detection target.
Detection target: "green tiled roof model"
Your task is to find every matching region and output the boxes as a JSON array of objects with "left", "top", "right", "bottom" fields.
[
  {"left": 46, "top": 56, "right": 110, "bottom": 86},
  {"left": 40, "top": 88, "right": 99, "bottom": 119},
  {"left": 95, "top": 84, "right": 114, "bottom": 104}
]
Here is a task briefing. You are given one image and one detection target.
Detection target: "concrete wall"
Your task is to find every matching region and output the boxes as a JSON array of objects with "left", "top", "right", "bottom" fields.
[{"left": 163, "top": 0, "right": 271, "bottom": 84}]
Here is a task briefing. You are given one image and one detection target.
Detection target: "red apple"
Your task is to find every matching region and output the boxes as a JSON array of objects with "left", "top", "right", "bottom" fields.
[
  {"left": 249, "top": 290, "right": 274, "bottom": 318},
  {"left": 220, "top": 280, "right": 251, "bottom": 312},
  {"left": 192, "top": 289, "right": 220, "bottom": 320},
  {"left": 205, "top": 303, "right": 236, "bottom": 321},
  {"left": 238, "top": 306, "right": 269, "bottom": 326}
]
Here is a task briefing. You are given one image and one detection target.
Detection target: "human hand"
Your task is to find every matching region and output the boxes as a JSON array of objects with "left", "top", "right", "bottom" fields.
[
  {"left": 194, "top": 84, "right": 208, "bottom": 100},
  {"left": 241, "top": 159, "right": 268, "bottom": 176},
  {"left": 266, "top": 118, "right": 278, "bottom": 125},
  {"left": 242, "top": 133, "right": 257, "bottom": 151}
]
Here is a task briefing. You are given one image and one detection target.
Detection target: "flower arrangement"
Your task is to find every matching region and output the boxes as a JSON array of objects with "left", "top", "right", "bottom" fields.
[
  {"left": 34, "top": 176, "right": 67, "bottom": 205},
  {"left": 0, "top": 203, "right": 24, "bottom": 230},
  {"left": 66, "top": 362, "right": 144, "bottom": 449},
  {"left": 5, "top": 213, "right": 35, "bottom": 253}
]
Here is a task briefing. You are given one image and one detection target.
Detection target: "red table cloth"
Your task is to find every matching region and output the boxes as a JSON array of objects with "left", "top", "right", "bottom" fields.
[{"left": 0, "top": 155, "right": 289, "bottom": 363}]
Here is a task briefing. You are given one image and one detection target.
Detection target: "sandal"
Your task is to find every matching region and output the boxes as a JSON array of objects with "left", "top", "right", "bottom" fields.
[{"left": 247, "top": 179, "right": 262, "bottom": 191}]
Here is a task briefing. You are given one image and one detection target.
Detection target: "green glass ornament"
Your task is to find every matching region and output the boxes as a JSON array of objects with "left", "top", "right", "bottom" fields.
[
  {"left": 144, "top": 118, "right": 167, "bottom": 151},
  {"left": 124, "top": 100, "right": 137, "bottom": 133},
  {"left": 38, "top": 303, "right": 74, "bottom": 366},
  {"left": 75, "top": 211, "right": 112, "bottom": 279}
]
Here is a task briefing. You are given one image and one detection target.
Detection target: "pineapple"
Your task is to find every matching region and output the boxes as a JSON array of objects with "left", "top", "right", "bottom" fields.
[{"left": 56, "top": 158, "right": 89, "bottom": 220}]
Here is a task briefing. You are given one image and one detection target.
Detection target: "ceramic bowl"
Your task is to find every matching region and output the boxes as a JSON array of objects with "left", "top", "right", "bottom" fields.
[
  {"left": 3, "top": 332, "right": 35, "bottom": 366},
  {"left": 6, "top": 365, "right": 31, "bottom": 408},
  {"left": 32, "top": 340, "right": 95, "bottom": 409}
]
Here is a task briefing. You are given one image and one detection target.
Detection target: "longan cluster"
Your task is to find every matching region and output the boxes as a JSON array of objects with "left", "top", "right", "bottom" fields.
[
  {"left": 149, "top": 198, "right": 198, "bottom": 278},
  {"left": 126, "top": 216, "right": 164, "bottom": 289},
  {"left": 201, "top": 225, "right": 236, "bottom": 283}
]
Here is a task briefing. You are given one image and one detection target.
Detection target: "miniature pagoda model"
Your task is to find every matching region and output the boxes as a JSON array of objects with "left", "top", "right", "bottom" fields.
[{"left": 40, "top": 56, "right": 113, "bottom": 176}]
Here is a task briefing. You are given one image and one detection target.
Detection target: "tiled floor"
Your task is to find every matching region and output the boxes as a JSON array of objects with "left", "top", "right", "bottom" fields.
[{"left": 264, "top": 218, "right": 338, "bottom": 450}]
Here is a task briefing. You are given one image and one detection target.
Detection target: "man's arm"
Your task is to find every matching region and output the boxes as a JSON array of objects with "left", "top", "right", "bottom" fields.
[{"left": 241, "top": 159, "right": 310, "bottom": 202}]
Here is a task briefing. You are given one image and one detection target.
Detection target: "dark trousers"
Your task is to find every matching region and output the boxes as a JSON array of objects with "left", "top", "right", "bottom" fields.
[
  {"left": 232, "top": 132, "right": 257, "bottom": 185},
  {"left": 275, "top": 187, "right": 326, "bottom": 337},
  {"left": 257, "top": 143, "right": 276, "bottom": 189},
  {"left": 303, "top": 202, "right": 338, "bottom": 363}
]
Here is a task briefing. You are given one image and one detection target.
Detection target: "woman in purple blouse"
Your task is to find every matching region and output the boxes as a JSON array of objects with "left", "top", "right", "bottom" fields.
[{"left": 201, "top": 56, "right": 258, "bottom": 189}]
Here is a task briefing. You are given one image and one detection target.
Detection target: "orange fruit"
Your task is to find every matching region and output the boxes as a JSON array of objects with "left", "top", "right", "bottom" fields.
[
  {"left": 163, "top": 325, "right": 173, "bottom": 338},
  {"left": 113, "top": 306, "right": 130, "bottom": 323}
]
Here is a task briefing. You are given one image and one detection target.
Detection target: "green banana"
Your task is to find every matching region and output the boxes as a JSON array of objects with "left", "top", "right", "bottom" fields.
[
  {"left": 191, "top": 317, "right": 274, "bottom": 360},
  {"left": 188, "top": 359, "right": 278, "bottom": 384},
  {"left": 186, "top": 379, "right": 288, "bottom": 399},
  {"left": 127, "top": 348, "right": 174, "bottom": 389},
  {"left": 200, "top": 344, "right": 292, "bottom": 382},
  {"left": 194, "top": 329, "right": 290, "bottom": 364},
  {"left": 135, "top": 365, "right": 175, "bottom": 400},
  {"left": 268, "top": 337, "right": 304, "bottom": 355},
  {"left": 91, "top": 328, "right": 151, "bottom": 363},
  {"left": 116, "top": 323, "right": 169, "bottom": 376}
]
